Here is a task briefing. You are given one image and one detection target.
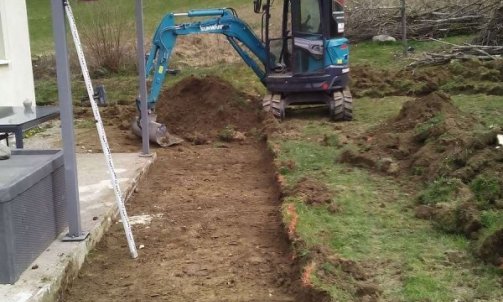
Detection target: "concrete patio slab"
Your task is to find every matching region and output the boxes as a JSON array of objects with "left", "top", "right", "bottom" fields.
[{"left": 0, "top": 152, "right": 156, "bottom": 302}]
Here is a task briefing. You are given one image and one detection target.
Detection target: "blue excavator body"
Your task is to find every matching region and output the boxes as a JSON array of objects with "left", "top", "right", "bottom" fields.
[{"left": 134, "top": 0, "right": 352, "bottom": 145}]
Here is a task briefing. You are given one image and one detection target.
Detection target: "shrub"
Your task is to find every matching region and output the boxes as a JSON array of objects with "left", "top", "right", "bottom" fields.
[{"left": 76, "top": 0, "right": 136, "bottom": 74}]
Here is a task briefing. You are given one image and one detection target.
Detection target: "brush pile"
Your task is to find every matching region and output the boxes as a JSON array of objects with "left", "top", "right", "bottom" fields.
[
  {"left": 473, "top": 6, "right": 503, "bottom": 46},
  {"left": 409, "top": 43, "right": 503, "bottom": 67},
  {"left": 346, "top": 0, "right": 501, "bottom": 42},
  {"left": 407, "top": 5, "right": 503, "bottom": 68}
]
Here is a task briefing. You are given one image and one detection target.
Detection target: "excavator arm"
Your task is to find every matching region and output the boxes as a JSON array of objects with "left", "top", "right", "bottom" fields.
[{"left": 145, "top": 8, "right": 272, "bottom": 110}]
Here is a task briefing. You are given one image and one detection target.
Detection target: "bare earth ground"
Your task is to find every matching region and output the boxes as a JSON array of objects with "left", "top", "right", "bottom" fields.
[
  {"left": 60, "top": 142, "right": 300, "bottom": 302},
  {"left": 37, "top": 72, "right": 501, "bottom": 301},
  {"left": 23, "top": 120, "right": 141, "bottom": 153},
  {"left": 44, "top": 77, "right": 319, "bottom": 301}
]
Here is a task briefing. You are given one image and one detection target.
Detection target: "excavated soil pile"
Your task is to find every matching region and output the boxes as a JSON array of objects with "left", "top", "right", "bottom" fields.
[
  {"left": 306, "top": 246, "right": 381, "bottom": 302},
  {"left": 156, "top": 76, "right": 259, "bottom": 142},
  {"left": 339, "top": 92, "right": 503, "bottom": 264},
  {"left": 72, "top": 105, "right": 141, "bottom": 153},
  {"left": 351, "top": 60, "right": 503, "bottom": 98},
  {"left": 341, "top": 92, "right": 501, "bottom": 181},
  {"left": 290, "top": 177, "right": 334, "bottom": 205},
  {"left": 478, "top": 229, "right": 503, "bottom": 266},
  {"left": 351, "top": 65, "right": 448, "bottom": 98},
  {"left": 74, "top": 104, "right": 137, "bottom": 127}
]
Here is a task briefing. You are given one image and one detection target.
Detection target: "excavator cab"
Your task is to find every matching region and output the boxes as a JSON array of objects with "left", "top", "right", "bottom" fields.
[
  {"left": 256, "top": 0, "right": 347, "bottom": 73},
  {"left": 258, "top": 0, "right": 352, "bottom": 121}
]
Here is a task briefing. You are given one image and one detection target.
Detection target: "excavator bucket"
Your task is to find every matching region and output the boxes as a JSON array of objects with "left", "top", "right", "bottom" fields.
[{"left": 131, "top": 114, "right": 183, "bottom": 148}]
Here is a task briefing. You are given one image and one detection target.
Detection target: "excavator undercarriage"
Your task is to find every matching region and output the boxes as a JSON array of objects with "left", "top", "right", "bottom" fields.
[{"left": 262, "top": 88, "right": 353, "bottom": 121}]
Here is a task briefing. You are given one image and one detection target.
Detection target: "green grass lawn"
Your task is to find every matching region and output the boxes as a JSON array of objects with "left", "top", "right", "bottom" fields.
[
  {"left": 271, "top": 98, "right": 503, "bottom": 301},
  {"left": 452, "top": 94, "right": 503, "bottom": 128},
  {"left": 28, "top": 0, "right": 472, "bottom": 63},
  {"left": 35, "top": 62, "right": 262, "bottom": 106},
  {"left": 27, "top": 0, "right": 255, "bottom": 55},
  {"left": 27, "top": 2, "right": 503, "bottom": 300},
  {"left": 28, "top": 0, "right": 263, "bottom": 106},
  {"left": 27, "top": 0, "right": 484, "bottom": 107},
  {"left": 350, "top": 35, "right": 474, "bottom": 68}
]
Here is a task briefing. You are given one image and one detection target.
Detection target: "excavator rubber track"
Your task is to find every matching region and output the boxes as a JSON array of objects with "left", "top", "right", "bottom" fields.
[
  {"left": 262, "top": 89, "right": 353, "bottom": 122},
  {"left": 330, "top": 88, "right": 353, "bottom": 122},
  {"left": 262, "top": 93, "right": 285, "bottom": 120}
]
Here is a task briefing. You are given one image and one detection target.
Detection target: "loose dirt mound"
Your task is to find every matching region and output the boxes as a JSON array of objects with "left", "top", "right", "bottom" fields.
[
  {"left": 351, "top": 60, "right": 503, "bottom": 98},
  {"left": 291, "top": 177, "right": 334, "bottom": 205},
  {"left": 72, "top": 105, "right": 141, "bottom": 153},
  {"left": 339, "top": 91, "right": 503, "bottom": 264},
  {"left": 172, "top": 36, "right": 240, "bottom": 67},
  {"left": 341, "top": 92, "right": 501, "bottom": 180},
  {"left": 305, "top": 246, "right": 381, "bottom": 302},
  {"left": 74, "top": 105, "right": 137, "bottom": 127},
  {"left": 351, "top": 65, "right": 447, "bottom": 98},
  {"left": 156, "top": 76, "right": 259, "bottom": 142},
  {"left": 478, "top": 229, "right": 503, "bottom": 266}
]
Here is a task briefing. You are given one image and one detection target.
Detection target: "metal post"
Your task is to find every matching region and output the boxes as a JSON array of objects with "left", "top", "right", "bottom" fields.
[
  {"left": 264, "top": 0, "right": 271, "bottom": 72},
  {"left": 135, "top": 0, "right": 151, "bottom": 156},
  {"left": 50, "top": 0, "right": 88, "bottom": 241},
  {"left": 401, "top": 0, "right": 407, "bottom": 56}
]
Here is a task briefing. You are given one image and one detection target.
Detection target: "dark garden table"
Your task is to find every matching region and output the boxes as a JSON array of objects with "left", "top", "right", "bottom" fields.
[{"left": 0, "top": 106, "right": 60, "bottom": 149}]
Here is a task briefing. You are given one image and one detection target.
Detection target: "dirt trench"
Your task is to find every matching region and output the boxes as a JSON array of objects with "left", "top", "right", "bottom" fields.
[
  {"left": 62, "top": 144, "right": 300, "bottom": 302},
  {"left": 59, "top": 77, "right": 318, "bottom": 302}
]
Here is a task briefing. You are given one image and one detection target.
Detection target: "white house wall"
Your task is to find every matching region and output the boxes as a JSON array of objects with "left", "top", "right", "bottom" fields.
[{"left": 0, "top": 0, "right": 36, "bottom": 107}]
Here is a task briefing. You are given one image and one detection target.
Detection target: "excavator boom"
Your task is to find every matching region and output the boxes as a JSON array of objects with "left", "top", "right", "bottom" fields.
[{"left": 145, "top": 8, "right": 272, "bottom": 109}]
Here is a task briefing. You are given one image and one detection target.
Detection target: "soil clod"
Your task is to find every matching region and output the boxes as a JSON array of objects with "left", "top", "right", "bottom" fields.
[
  {"left": 478, "top": 229, "right": 503, "bottom": 265},
  {"left": 291, "top": 177, "right": 334, "bottom": 205}
]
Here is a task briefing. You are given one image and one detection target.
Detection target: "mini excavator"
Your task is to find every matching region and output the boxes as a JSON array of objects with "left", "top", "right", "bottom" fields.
[{"left": 133, "top": 0, "right": 352, "bottom": 145}]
